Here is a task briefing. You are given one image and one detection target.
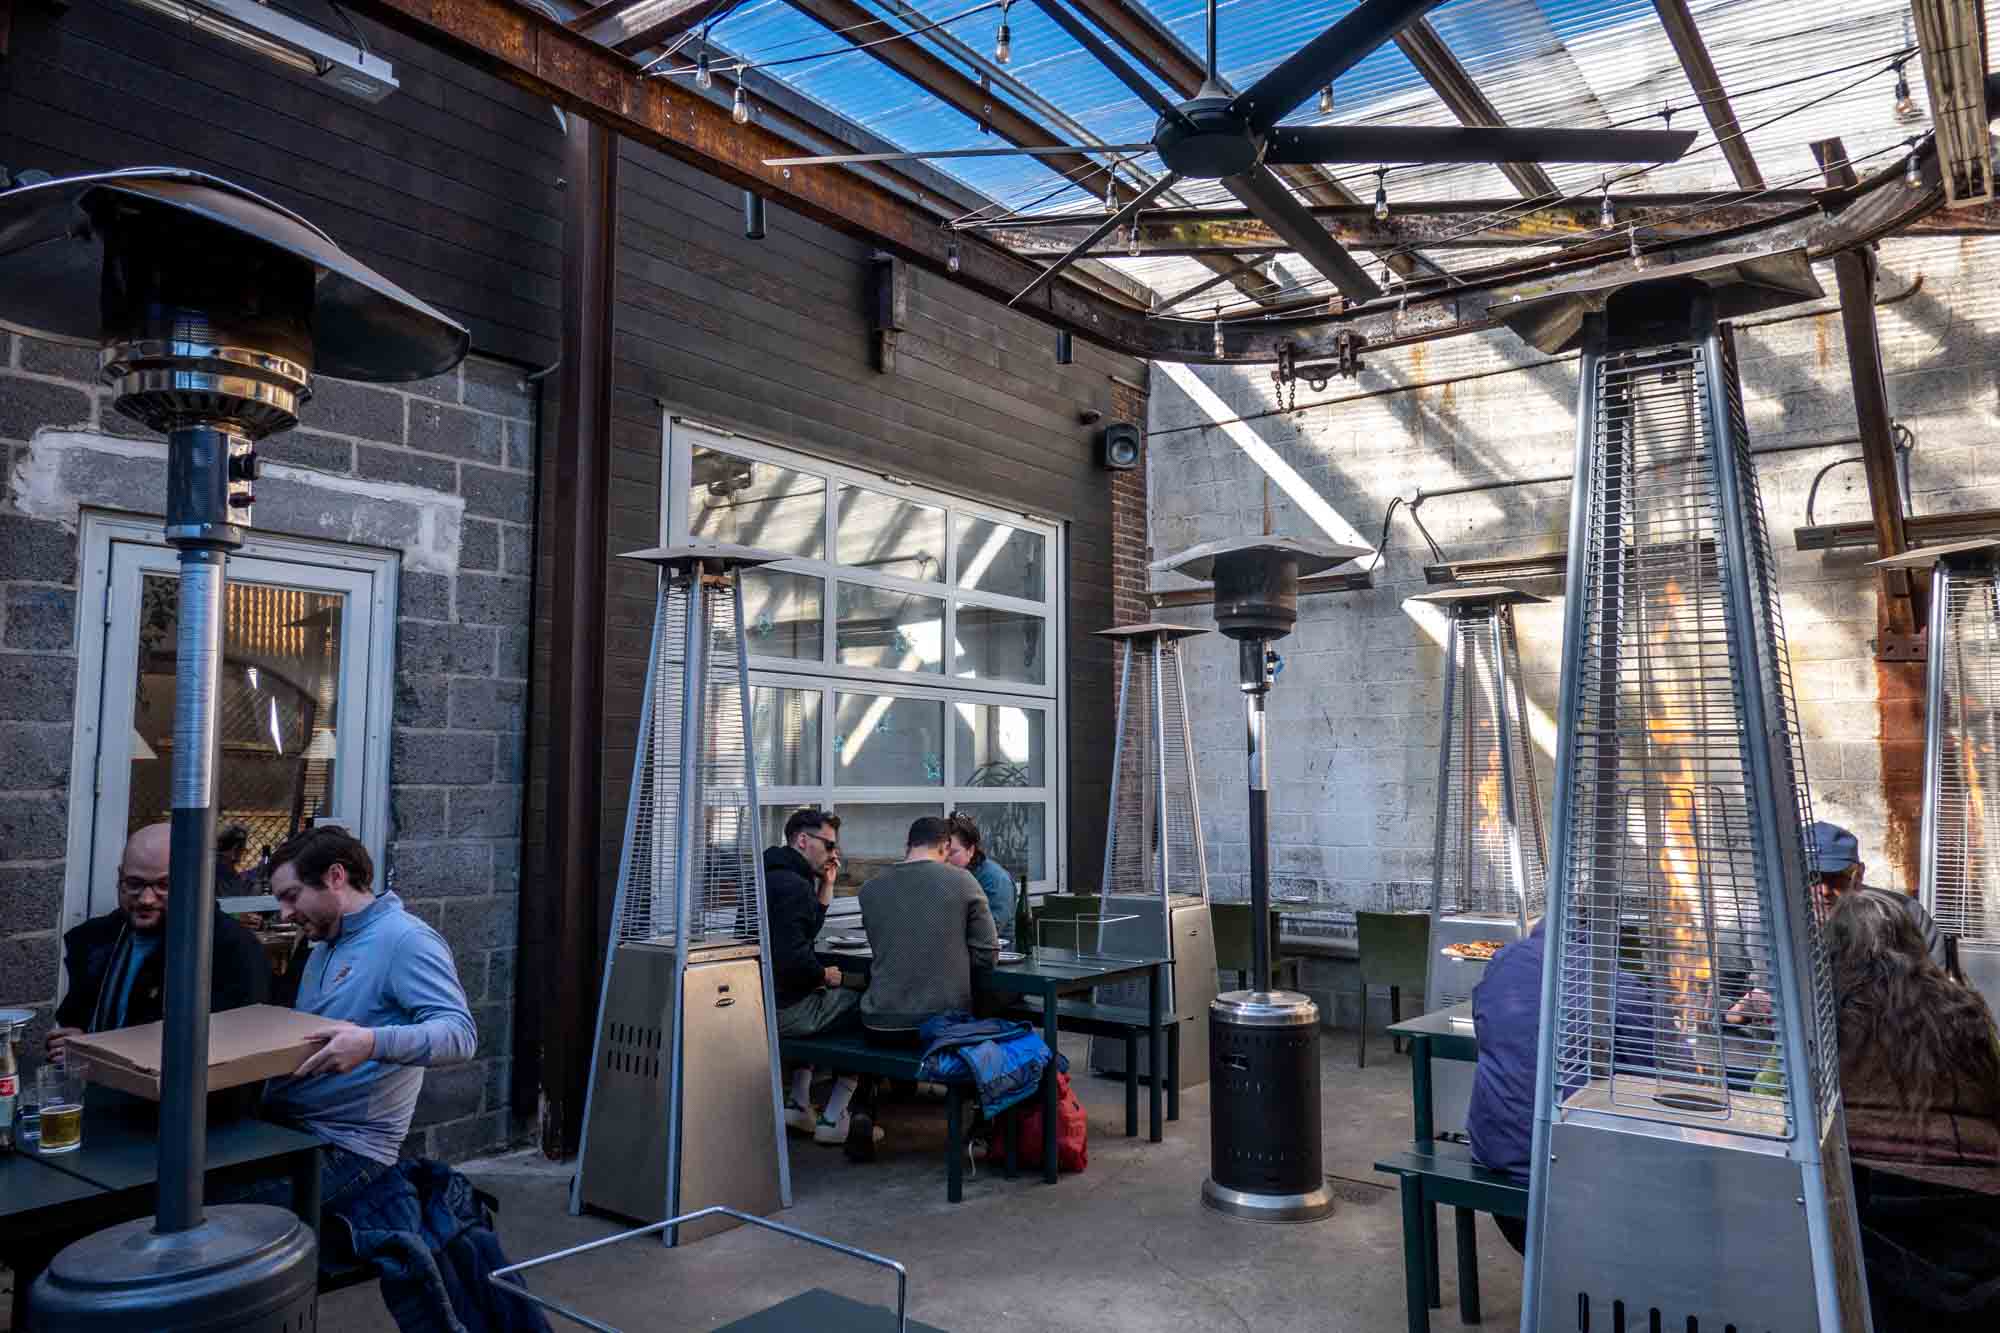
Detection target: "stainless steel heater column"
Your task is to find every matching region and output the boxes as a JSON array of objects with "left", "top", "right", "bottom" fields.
[
  {"left": 0, "top": 169, "right": 466, "bottom": 1331},
  {"left": 1875, "top": 537, "right": 2000, "bottom": 1017},
  {"left": 1156, "top": 536, "right": 1368, "bottom": 1224},
  {"left": 1521, "top": 279, "right": 1868, "bottom": 1332}
]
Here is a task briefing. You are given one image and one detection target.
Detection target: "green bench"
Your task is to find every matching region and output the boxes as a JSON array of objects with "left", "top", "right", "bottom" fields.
[
  {"left": 1004, "top": 997, "right": 1180, "bottom": 1135},
  {"left": 779, "top": 1033, "right": 1020, "bottom": 1203},
  {"left": 1373, "top": 1142, "right": 1528, "bottom": 1333}
]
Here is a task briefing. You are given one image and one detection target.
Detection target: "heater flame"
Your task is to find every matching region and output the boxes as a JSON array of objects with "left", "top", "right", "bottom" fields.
[{"left": 1646, "top": 579, "right": 1713, "bottom": 1066}]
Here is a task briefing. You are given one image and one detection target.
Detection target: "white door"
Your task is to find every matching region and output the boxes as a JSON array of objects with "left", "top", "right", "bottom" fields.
[{"left": 74, "top": 529, "right": 392, "bottom": 922}]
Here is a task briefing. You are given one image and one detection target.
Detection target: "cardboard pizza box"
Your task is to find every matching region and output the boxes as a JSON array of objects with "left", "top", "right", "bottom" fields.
[{"left": 65, "top": 1004, "right": 327, "bottom": 1100}]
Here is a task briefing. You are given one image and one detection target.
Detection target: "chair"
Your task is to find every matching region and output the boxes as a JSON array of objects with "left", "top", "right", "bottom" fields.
[
  {"left": 1355, "top": 911, "right": 1432, "bottom": 1068},
  {"left": 1210, "top": 903, "right": 1298, "bottom": 991}
]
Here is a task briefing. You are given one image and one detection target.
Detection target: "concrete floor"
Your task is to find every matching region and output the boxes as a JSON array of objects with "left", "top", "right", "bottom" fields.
[{"left": 320, "top": 1025, "right": 1524, "bottom": 1333}]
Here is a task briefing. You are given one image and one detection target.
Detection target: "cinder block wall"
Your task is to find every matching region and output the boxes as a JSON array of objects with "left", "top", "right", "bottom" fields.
[
  {"left": 1148, "top": 235, "right": 2000, "bottom": 1018},
  {"left": 0, "top": 335, "right": 536, "bottom": 1162}
]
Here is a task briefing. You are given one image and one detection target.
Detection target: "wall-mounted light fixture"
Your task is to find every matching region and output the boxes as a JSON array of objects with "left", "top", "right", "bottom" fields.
[{"left": 123, "top": 0, "right": 397, "bottom": 101}]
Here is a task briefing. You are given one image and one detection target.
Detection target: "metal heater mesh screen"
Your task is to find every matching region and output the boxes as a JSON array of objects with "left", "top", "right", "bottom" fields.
[
  {"left": 1931, "top": 569, "right": 2000, "bottom": 945},
  {"left": 1435, "top": 608, "right": 1549, "bottom": 920},
  {"left": 1552, "top": 338, "right": 1834, "bottom": 1133},
  {"left": 1104, "top": 639, "right": 1207, "bottom": 900},
  {"left": 618, "top": 575, "right": 763, "bottom": 949}
]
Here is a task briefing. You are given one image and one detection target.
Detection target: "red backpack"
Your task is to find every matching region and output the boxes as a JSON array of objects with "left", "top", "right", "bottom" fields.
[{"left": 988, "top": 1070, "right": 1088, "bottom": 1173}]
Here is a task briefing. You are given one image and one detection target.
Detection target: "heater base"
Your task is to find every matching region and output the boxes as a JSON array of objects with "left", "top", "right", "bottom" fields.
[
  {"left": 1200, "top": 1178, "right": 1335, "bottom": 1223},
  {"left": 29, "top": 1205, "right": 317, "bottom": 1331}
]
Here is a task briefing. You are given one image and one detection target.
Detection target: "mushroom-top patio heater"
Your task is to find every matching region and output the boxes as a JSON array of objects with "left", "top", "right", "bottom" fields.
[
  {"left": 0, "top": 168, "right": 466, "bottom": 1330},
  {"left": 1876, "top": 538, "right": 2000, "bottom": 1017},
  {"left": 1155, "top": 535, "right": 1369, "bottom": 1224},
  {"left": 1412, "top": 586, "right": 1549, "bottom": 1138},
  {"left": 1520, "top": 277, "right": 1868, "bottom": 1331},
  {"left": 1089, "top": 623, "right": 1219, "bottom": 1090},
  {"left": 572, "top": 545, "right": 790, "bottom": 1245}
]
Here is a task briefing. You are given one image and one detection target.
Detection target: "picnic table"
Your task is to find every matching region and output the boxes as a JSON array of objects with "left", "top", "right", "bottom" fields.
[
  {"left": 1387, "top": 1001, "right": 1479, "bottom": 1150},
  {"left": 817, "top": 936, "right": 1170, "bottom": 1184},
  {"left": 0, "top": 1105, "right": 323, "bottom": 1326}
]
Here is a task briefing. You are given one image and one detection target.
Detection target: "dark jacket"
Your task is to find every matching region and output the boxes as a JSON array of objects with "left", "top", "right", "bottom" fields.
[
  {"left": 763, "top": 845, "right": 830, "bottom": 1009},
  {"left": 56, "top": 907, "right": 270, "bottom": 1032},
  {"left": 329, "top": 1158, "right": 553, "bottom": 1333}
]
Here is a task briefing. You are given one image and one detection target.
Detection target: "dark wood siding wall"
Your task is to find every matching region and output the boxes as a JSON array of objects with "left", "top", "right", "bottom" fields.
[
  {"left": 1, "top": 1, "right": 564, "bottom": 366},
  {"left": 598, "top": 138, "right": 1146, "bottom": 897}
]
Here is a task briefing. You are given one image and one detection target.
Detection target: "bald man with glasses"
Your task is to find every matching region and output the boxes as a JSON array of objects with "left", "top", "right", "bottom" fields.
[{"left": 47, "top": 821, "right": 270, "bottom": 1064}]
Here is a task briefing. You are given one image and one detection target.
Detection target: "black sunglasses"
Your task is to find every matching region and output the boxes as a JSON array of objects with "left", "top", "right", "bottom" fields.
[{"left": 803, "top": 831, "right": 840, "bottom": 854}]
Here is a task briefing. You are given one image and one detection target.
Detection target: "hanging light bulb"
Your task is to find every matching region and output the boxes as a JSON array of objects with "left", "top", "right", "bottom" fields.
[
  {"left": 1628, "top": 225, "right": 1646, "bottom": 270},
  {"left": 696, "top": 50, "right": 712, "bottom": 90},
  {"left": 732, "top": 85, "right": 751, "bottom": 125},
  {"left": 1894, "top": 64, "right": 1918, "bottom": 122},
  {"left": 1127, "top": 222, "right": 1142, "bottom": 257},
  {"left": 1212, "top": 312, "right": 1226, "bottom": 359},
  {"left": 1318, "top": 85, "right": 1334, "bottom": 115},
  {"left": 1104, "top": 179, "right": 1117, "bottom": 215},
  {"left": 947, "top": 235, "right": 961, "bottom": 273},
  {"left": 1905, "top": 149, "right": 1923, "bottom": 189},
  {"left": 995, "top": 1, "right": 1012, "bottom": 65},
  {"left": 1599, "top": 176, "right": 1615, "bottom": 230},
  {"left": 1373, "top": 169, "right": 1390, "bottom": 223}
]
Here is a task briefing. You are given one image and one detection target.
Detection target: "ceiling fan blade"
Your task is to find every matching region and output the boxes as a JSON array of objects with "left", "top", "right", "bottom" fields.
[
  {"left": 1030, "top": 0, "right": 1180, "bottom": 119},
  {"left": 764, "top": 143, "right": 1157, "bottom": 167},
  {"left": 1222, "top": 165, "right": 1380, "bottom": 301},
  {"left": 1009, "top": 171, "right": 1181, "bottom": 308},
  {"left": 1232, "top": 0, "right": 1447, "bottom": 133},
  {"left": 1265, "top": 124, "right": 1700, "bottom": 165}
]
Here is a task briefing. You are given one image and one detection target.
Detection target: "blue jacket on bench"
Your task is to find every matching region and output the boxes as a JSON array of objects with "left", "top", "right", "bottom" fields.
[{"left": 917, "top": 1012, "right": 1062, "bottom": 1118}]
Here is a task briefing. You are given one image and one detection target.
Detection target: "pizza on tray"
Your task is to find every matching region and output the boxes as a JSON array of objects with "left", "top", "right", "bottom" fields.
[{"left": 1441, "top": 939, "right": 1505, "bottom": 962}]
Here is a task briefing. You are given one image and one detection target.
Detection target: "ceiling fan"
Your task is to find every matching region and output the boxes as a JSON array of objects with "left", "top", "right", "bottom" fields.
[{"left": 765, "top": 0, "right": 1697, "bottom": 305}]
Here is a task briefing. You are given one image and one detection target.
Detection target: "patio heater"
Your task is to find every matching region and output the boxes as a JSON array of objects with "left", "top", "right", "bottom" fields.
[
  {"left": 1513, "top": 270, "right": 1869, "bottom": 1330},
  {"left": 1155, "top": 535, "right": 1369, "bottom": 1224},
  {"left": 572, "top": 545, "right": 791, "bottom": 1245},
  {"left": 1411, "top": 586, "right": 1549, "bottom": 1138},
  {"left": 1089, "top": 623, "right": 1219, "bottom": 1091},
  {"left": 0, "top": 168, "right": 466, "bottom": 1329},
  {"left": 1875, "top": 537, "right": 2000, "bottom": 1016}
]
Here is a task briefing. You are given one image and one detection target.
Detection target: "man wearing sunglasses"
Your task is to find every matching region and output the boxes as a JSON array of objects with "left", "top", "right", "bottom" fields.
[
  {"left": 47, "top": 821, "right": 270, "bottom": 1064},
  {"left": 763, "top": 808, "right": 875, "bottom": 1152}
]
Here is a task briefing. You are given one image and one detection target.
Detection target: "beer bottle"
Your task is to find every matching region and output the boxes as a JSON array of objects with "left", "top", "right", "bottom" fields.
[
  {"left": 0, "top": 1019, "right": 16, "bottom": 1154},
  {"left": 1014, "top": 874, "right": 1034, "bottom": 954}
]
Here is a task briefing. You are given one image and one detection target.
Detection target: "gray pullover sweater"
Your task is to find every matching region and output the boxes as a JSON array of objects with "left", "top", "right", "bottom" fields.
[{"left": 858, "top": 860, "right": 999, "bottom": 1031}]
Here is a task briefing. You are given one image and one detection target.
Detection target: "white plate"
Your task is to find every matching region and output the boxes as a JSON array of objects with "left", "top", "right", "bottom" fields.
[
  {"left": 996, "top": 950, "right": 1028, "bottom": 964},
  {"left": 825, "top": 934, "right": 866, "bottom": 946}
]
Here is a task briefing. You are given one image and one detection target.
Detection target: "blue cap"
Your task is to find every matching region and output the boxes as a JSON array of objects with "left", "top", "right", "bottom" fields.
[{"left": 1810, "top": 821, "right": 1859, "bottom": 875}]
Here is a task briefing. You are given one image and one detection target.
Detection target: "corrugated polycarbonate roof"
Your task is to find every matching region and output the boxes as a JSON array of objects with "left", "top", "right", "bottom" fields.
[{"left": 609, "top": 1, "right": 1982, "bottom": 308}]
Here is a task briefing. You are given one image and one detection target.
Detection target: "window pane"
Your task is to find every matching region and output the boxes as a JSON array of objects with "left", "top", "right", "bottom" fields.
[
  {"left": 829, "top": 802, "right": 946, "bottom": 896},
  {"left": 751, "top": 687, "right": 820, "bottom": 787},
  {"left": 836, "top": 486, "right": 944, "bottom": 582},
  {"left": 688, "top": 448, "right": 824, "bottom": 558},
  {"left": 834, "top": 693, "right": 945, "bottom": 787},
  {"left": 133, "top": 575, "right": 343, "bottom": 861},
  {"left": 951, "top": 801, "right": 1046, "bottom": 882},
  {"left": 953, "top": 704, "right": 1046, "bottom": 788},
  {"left": 835, "top": 582, "right": 944, "bottom": 674},
  {"left": 954, "top": 605, "right": 1046, "bottom": 685},
  {"left": 955, "top": 517, "right": 1045, "bottom": 602},
  {"left": 741, "top": 569, "right": 822, "bottom": 660}
]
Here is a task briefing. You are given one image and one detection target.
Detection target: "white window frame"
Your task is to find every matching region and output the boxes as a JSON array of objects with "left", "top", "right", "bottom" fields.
[
  {"left": 661, "top": 415, "right": 1067, "bottom": 912},
  {"left": 62, "top": 510, "right": 399, "bottom": 933}
]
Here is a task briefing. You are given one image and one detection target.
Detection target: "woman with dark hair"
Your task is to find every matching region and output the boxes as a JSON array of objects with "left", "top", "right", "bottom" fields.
[
  {"left": 1826, "top": 888, "right": 2000, "bottom": 1328},
  {"left": 946, "top": 811, "right": 1015, "bottom": 931}
]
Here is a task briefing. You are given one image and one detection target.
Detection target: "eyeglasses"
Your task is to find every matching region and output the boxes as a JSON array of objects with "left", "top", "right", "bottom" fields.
[
  {"left": 803, "top": 831, "right": 840, "bottom": 854},
  {"left": 119, "top": 875, "right": 171, "bottom": 898}
]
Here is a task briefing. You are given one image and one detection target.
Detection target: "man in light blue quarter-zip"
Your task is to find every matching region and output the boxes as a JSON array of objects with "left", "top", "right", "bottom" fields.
[{"left": 229, "top": 824, "right": 478, "bottom": 1214}]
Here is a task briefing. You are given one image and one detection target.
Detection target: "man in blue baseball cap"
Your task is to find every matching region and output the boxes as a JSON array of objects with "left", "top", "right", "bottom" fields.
[{"left": 1810, "top": 820, "right": 1945, "bottom": 968}]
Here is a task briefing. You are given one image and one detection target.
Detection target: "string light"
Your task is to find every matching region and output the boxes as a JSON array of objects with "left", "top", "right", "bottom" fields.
[
  {"left": 1373, "top": 169, "right": 1390, "bottom": 223},
  {"left": 1318, "top": 85, "right": 1334, "bottom": 115},
  {"left": 1628, "top": 225, "right": 1646, "bottom": 270},
  {"left": 1893, "top": 61, "right": 1918, "bottom": 122},
  {"left": 947, "top": 235, "right": 961, "bottom": 273},
  {"left": 732, "top": 85, "right": 751, "bottom": 124},
  {"left": 1104, "top": 179, "right": 1117, "bottom": 215},
  {"left": 1599, "top": 176, "right": 1615, "bottom": 229},
  {"left": 1212, "top": 310, "right": 1225, "bottom": 359},
  {"left": 1127, "top": 222, "right": 1141, "bottom": 257},
  {"left": 1905, "top": 148, "right": 1922, "bottom": 189},
  {"left": 995, "top": 0, "right": 1012, "bottom": 65},
  {"left": 696, "top": 50, "right": 712, "bottom": 90}
]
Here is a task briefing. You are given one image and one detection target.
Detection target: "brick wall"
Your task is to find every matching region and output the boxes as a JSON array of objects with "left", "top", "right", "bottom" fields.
[
  {"left": 1147, "top": 235, "right": 2000, "bottom": 930},
  {"left": 1108, "top": 372, "right": 1152, "bottom": 629},
  {"left": 0, "top": 332, "right": 537, "bottom": 1163}
]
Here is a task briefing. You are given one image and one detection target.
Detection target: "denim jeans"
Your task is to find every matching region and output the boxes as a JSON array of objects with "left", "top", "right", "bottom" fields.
[{"left": 211, "top": 1134, "right": 393, "bottom": 1219}]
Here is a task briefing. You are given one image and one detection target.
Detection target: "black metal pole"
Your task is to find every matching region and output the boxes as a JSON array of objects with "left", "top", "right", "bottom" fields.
[
  {"left": 1242, "top": 637, "right": 1271, "bottom": 991},
  {"left": 157, "top": 424, "right": 242, "bottom": 1233}
]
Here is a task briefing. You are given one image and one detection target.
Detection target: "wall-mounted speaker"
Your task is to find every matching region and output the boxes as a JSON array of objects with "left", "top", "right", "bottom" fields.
[{"left": 1099, "top": 422, "right": 1141, "bottom": 471}]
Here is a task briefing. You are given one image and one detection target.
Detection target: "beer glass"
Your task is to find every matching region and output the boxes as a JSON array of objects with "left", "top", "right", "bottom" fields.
[{"left": 37, "top": 1064, "right": 84, "bottom": 1154}]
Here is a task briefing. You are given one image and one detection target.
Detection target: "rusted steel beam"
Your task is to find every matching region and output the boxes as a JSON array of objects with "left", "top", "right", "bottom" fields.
[
  {"left": 1652, "top": 0, "right": 1764, "bottom": 189},
  {"left": 785, "top": 0, "right": 1272, "bottom": 305},
  {"left": 1394, "top": 19, "right": 1558, "bottom": 199}
]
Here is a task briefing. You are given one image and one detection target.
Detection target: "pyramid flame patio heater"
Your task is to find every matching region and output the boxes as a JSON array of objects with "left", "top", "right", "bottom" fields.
[
  {"left": 1155, "top": 535, "right": 1368, "bottom": 1224},
  {"left": 1410, "top": 585, "right": 1549, "bottom": 1138},
  {"left": 1510, "top": 268, "right": 1870, "bottom": 1331},
  {"left": 1089, "top": 622, "right": 1219, "bottom": 1090},
  {"left": 572, "top": 545, "right": 790, "bottom": 1245},
  {"left": 1875, "top": 537, "right": 2000, "bottom": 1017},
  {"left": 0, "top": 169, "right": 466, "bottom": 1329}
]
